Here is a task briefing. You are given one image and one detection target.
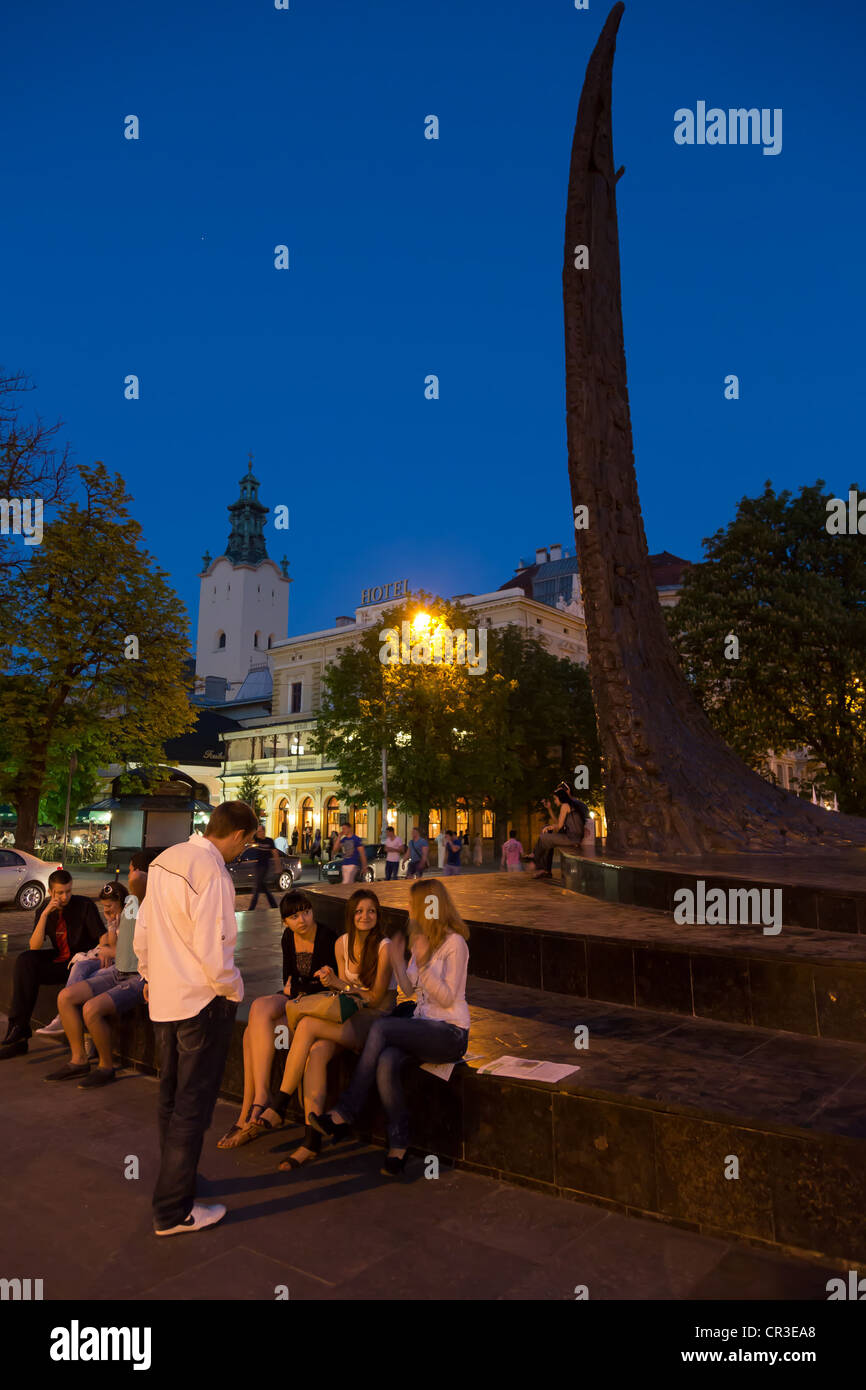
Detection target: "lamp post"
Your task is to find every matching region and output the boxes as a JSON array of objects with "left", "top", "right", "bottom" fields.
[
  {"left": 381, "top": 746, "right": 389, "bottom": 843},
  {"left": 61, "top": 753, "right": 78, "bottom": 864}
]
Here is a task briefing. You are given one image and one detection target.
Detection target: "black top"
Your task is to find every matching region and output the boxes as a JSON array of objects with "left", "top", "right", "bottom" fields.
[
  {"left": 32, "top": 894, "right": 105, "bottom": 957},
  {"left": 249, "top": 837, "right": 276, "bottom": 870},
  {"left": 280, "top": 923, "right": 338, "bottom": 999}
]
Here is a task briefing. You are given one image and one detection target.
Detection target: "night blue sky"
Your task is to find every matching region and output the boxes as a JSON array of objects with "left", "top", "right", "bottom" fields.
[{"left": 4, "top": 0, "right": 865, "bottom": 641}]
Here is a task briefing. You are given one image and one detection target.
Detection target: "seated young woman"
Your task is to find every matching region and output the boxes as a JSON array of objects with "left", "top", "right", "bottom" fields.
[
  {"left": 272, "top": 887, "right": 396, "bottom": 1170},
  {"left": 217, "top": 890, "right": 337, "bottom": 1158},
  {"left": 311, "top": 877, "right": 470, "bottom": 1176},
  {"left": 525, "top": 782, "right": 588, "bottom": 878}
]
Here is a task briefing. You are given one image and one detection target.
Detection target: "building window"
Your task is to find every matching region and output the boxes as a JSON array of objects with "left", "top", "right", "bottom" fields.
[
  {"left": 326, "top": 796, "right": 340, "bottom": 838},
  {"left": 254, "top": 631, "right": 261, "bottom": 648},
  {"left": 268, "top": 634, "right": 274, "bottom": 649},
  {"left": 289, "top": 733, "right": 304, "bottom": 756},
  {"left": 482, "top": 808, "right": 494, "bottom": 838},
  {"left": 428, "top": 808, "right": 441, "bottom": 840},
  {"left": 456, "top": 801, "right": 469, "bottom": 837},
  {"left": 352, "top": 806, "right": 368, "bottom": 841},
  {"left": 216, "top": 632, "right": 226, "bottom": 649},
  {"left": 290, "top": 682, "right": 302, "bottom": 713}
]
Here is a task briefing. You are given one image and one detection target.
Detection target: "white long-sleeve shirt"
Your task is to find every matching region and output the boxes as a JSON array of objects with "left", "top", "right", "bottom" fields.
[
  {"left": 133, "top": 835, "right": 243, "bottom": 1022},
  {"left": 406, "top": 931, "right": 470, "bottom": 1029}
]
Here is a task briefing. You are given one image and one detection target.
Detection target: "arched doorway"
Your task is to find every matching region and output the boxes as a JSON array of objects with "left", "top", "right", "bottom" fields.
[
  {"left": 428, "top": 808, "right": 442, "bottom": 840},
  {"left": 300, "top": 796, "right": 313, "bottom": 852},
  {"left": 276, "top": 797, "right": 288, "bottom": 840},
  {"left": 352, "top": 805, "right": 368, "bottom": 841},
  {"left": 325, "top": 796, "right": 340, "bottom": 847},
  {"left": 455, "top": 799, "right": 469, "bottom": 839}
]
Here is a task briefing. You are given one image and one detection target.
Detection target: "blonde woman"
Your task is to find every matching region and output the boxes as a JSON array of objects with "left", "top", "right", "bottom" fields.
[
  {"left": 272, "top": 888, "right": 396, "bottom": 1168},
  {"left": 312, "top": 878, "right": 470, "bottom": 1176}
]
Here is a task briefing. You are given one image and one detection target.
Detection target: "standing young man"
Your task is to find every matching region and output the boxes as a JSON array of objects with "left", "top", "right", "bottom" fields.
[
  {"left": 383, "top": 826, "right": 404, "bottom": 881},
  {"left": 134, "top": 800, "right": 258, "bottom": 1236},
  {"left": 336, "top": 820, "right": 367, "bottom": 884},
  {"left": 0, "top": 870, "right": 107, "bottom": 1060},
  {"left": 403, "top": 827, "right": 429, "bottom": 879}
]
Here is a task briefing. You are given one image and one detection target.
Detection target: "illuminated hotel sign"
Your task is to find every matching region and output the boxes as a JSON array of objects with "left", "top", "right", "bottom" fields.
[{"left": 360, "top": 578, "right": 410, "bottom": 606}]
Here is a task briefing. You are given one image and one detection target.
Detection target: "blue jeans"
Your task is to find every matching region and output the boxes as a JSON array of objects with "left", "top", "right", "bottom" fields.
[
  {"left": 152, "top": 995, "right": 237, "bottom": 1229},
  {"left": 384, "top": 860, "right": 400, "bottom": 880},
  {"left": 336, "top": 1016, "right": 469, "bottom": 1149}
]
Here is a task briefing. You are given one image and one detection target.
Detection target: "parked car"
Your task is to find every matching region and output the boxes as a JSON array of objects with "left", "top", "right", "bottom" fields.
[
  {"left": 0, "top": 848, "right": 63, "bottom": 912},
  {"left": 321, "top": 843, "right": 408, "bottom": 885},
  {"left": 227, "top": 847, "right": 301, "bottom": 895}
]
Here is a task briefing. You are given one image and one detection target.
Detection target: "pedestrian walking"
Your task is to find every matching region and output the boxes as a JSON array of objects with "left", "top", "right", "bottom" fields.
[{"left": 248, "top": 823, "right": 280, "bottom": 909}]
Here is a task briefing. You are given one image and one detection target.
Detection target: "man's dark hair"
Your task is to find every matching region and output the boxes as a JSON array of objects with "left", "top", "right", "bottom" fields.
[
  {"left": 130, "top": 851, "right": 149, "bottom": 872},
  {"left": 280, "top": 890, "right": 313, "bottom": 920},
  {"left": 48, "top": 868, "right": 73, "bottom": 887},
  {"left": 206, "top": 801, "right": 259, "bottom": 838}
]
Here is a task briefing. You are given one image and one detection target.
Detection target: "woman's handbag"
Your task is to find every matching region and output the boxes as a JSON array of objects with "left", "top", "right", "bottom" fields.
[{"left": 283, "top": 989, "right": 362, "bottom": 1030}]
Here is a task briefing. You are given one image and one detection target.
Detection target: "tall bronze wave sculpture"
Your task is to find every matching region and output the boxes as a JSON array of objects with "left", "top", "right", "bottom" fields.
[{"left": 562, "top": 2, "right": 866, "bottom": 854}]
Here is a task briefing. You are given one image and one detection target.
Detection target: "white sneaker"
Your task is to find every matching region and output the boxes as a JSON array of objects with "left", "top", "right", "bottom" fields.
[
  {"left": 35, "top": 1017, "right": 64, "bottom": 1036},
  {"left": 154, "top": 1203, "right": 227, "bottom": 1237}
]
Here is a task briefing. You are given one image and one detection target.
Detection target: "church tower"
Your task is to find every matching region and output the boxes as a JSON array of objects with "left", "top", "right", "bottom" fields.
[{"left": 195, "top": 456, "right": 290, "bottom": 699}]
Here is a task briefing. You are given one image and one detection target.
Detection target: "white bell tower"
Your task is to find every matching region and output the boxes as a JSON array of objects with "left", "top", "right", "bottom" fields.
[{"left": 195, "top": 455, "right": 290, "bottom": 698}]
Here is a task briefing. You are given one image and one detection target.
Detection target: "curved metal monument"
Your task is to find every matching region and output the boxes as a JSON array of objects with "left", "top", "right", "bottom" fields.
[{"left": 563, "top": 2, "right": 866, "bottom": 854}]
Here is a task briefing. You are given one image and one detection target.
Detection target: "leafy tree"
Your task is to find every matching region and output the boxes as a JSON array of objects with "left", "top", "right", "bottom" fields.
[
  {"left": 238, "top": 761, "right": 265, "bottom": 819},
  {"left": 311, "top": 592, "right": 601, "bottom": 839},
  {"left": 312, "top": 593, "right": 481, "bottom": 837},
  {"left": 666, "top": 480, "right": 866, "bottom": 814},
  {"left": 463, "top": 624, "right": 601, "bottom": 840},
  {"left": 0, "top": 462, "right": 196, "bottom": 849}
]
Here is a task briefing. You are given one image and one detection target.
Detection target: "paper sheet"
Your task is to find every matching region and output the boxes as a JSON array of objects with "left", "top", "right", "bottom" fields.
[{"left": 476, "top": 1055, "right": 579, "bottom": 1083}]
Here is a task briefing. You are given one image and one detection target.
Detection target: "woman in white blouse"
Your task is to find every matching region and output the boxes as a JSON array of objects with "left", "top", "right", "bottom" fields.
[{"left": 312, "top": 878, "right": 470, "bottom": 1176}]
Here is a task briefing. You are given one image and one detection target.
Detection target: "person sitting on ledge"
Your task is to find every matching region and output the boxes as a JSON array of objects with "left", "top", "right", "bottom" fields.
[
  {"left": 311, "top": 878, "right": 470, "bottom": 1178},
  {"left": 525, "top": 783, "right": 588, "bottom": 879},
  {"left": 44, "top": 880, "right": 145, "bottom": 1087},
  {"left": 0, "top": 869, "right": 108, "bottom": 1061},
  {"left": 271, "top": 888, "right": 397, "bottom": 1170},
  {"left": 35, "top": 881, "right": 125, "bottom": 1039},
  {"left": 217, "top": 890, "right": 337, "bottom": 1163}
]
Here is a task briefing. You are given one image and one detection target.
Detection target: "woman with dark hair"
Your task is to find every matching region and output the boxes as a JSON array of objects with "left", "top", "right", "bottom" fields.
[
  {"left": 525, "top": 783, "right": 588, "bottom": 879},
  {"left": 271, "top": 888, "right": 396, "bottom": 1167},
  {"left": 312, "top": 878, "right": 470, "bottom": 1176},
  {"left": 217, "top": 890, "right": 337, "bottom": 1161}
]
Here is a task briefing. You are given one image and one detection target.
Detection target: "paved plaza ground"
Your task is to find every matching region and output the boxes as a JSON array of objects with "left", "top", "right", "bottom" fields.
[
  {"left": 0, "top": 1021, "right": 837, "bottom": 1301},
  {"left": 0, "top": 872, "right": 841, "bottom": 1301}
]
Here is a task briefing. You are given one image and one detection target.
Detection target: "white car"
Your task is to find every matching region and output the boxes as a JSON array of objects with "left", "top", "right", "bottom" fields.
[{"left": 0, "top": 848, "right": 63, "bottom": 911}]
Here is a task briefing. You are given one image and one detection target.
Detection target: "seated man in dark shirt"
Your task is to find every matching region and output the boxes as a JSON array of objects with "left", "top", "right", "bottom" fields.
[{"left": 0, "top": 869, "right": 107, "bottom": 1060}]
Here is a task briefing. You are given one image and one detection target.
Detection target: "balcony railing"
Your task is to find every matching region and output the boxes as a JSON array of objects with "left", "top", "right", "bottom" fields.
[{"left": 222, "top": 755, "right": 335, "bottom": 774}]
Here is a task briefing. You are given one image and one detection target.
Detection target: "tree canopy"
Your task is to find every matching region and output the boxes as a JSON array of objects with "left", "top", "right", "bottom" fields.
[
  {"left": 311, "top": 591, "right": 600, "bottom": 837},
  {"left": 666, "top": 480, "right": 866, "bottom": 814},
  {"left": 0, "top": 462, "right": 196, "bottom": 848}
]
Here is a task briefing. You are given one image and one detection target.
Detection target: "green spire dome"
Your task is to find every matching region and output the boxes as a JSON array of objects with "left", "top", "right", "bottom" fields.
[{"left": 225, "top": 453, "right": 268, "bottom": 564}]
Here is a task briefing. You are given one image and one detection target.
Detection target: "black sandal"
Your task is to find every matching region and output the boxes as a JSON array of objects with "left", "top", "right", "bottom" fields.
[
  {"left": 278, "top": 1124, "right": 322, "bottom": 1170},
  {"left": 309, "top": 1111, "right": 353, "bottom": 1142}
]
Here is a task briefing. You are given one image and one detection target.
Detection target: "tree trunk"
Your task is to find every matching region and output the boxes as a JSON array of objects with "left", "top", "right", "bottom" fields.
[
  {"left": 13, "top": 789, "right": 40, "bottom": 854},
  {"left": 562, "top": 4, "right": 866, "bottom": 854}
]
